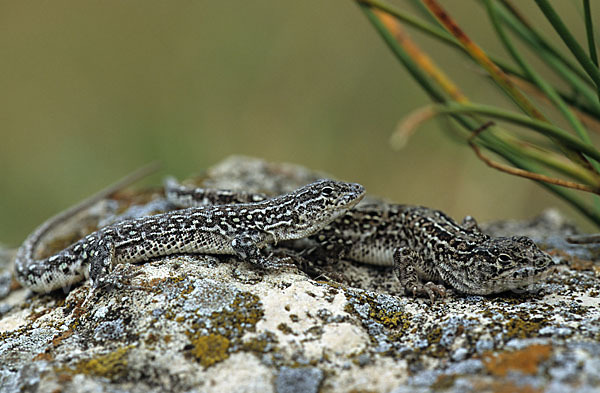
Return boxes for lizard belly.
[348,243,394,266]
[114,231,235,263]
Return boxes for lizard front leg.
[89,236,117,289]
[305,225,351,263]
[231,234,291,269]
[393,247,446,302]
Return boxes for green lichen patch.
[504,317,546,340]
[241,332,278,354]
[479,303,555,342]
[197,291,264,336]
[344,290,411,331]
[0,327,27,343]
[368,304,410,330]
[424,326,447,358]
[277,323,294,335]
[185,291,264,368]
[58,345,134,381]
[190,334,230,368]
[426,326,442,344]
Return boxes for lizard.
[14,172,365,294]
[164,177,554,301]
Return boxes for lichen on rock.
[1,156,599,393]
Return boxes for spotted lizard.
[165,177,554,301]
[15,172,365,293]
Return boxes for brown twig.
[422,0,595,173]
[468,123,600,194]
[500,0,533,29]
[565,234,600,244]
[507,74,600,134]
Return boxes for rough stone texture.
[1,156,599,393]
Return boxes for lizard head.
[284,179,365,238]
[456,235,554,295]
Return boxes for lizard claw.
[251,256,296,270]
[425,282,447,303]
[411,282,447,303]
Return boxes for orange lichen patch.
[547,249,600,271]
[40,222,98,258]
[51,329,74,347]
[483,344,552,377]
[569,257,596,272]
[546,249,571,260]
[57,372,73,384]
[33,353,54,362]
[27,306,54,322]
[112,187,162,212]
[473,379,543,393]
[10,276,22,291]
[431,374,458,390]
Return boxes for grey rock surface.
[1,156,599,393]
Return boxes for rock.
[275,366,323,393]
[1,156,599,393]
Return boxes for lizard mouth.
[341,183,365,208]
[480,265,554,295]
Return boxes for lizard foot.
[410,282,447,303]
[394,247,447,303]
[257,256,296,270]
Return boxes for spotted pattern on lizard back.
[15,179,365,293]
[165,179,554,300]
[316,203,553,298]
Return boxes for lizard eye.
[498,254,511,263]
[321,186,334,196]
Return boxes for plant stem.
[535,0,600,99]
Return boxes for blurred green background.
[1,1,596,246]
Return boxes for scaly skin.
[15,178,364,293]
[166,179,554,301]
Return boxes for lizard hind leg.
[393,247,446,303]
